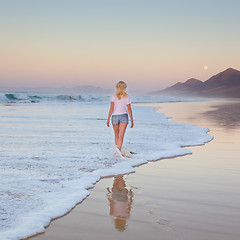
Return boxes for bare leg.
[117,123,127,150]
[112,124,119,146]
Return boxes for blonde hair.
[116,81,128,100]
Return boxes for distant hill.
[156,78,204,96]
[155,68,240,98]
[70,85,111,94]
[0,85,111,94]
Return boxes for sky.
[0,0,240,92]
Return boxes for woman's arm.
[107,102,114,127]
[127,104,134,128]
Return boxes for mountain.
[156,78,203,96]
[156,68,240,98]
[0,85,111,94]
[70,85,111,94]
[200,68,240,97]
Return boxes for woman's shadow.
[106,175,133,232]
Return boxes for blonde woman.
[107,81,134,158]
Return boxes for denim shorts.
[112,114,129,125]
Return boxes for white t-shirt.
[110,95,131,115]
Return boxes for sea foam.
[0,97,212,240]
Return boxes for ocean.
[0,92,212,240]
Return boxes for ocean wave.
[0,92,110,104]
[0,91,194,105]
[0,93,43,103]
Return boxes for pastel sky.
[0,0,240,91]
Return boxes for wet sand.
[29,100,240,240]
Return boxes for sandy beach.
[29,99,240,240]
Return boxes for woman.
[107,81,134,158]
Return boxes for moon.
[204,65,208,70]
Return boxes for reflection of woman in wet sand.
[106,176,133,232]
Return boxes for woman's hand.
[127,104,134,128]
[107,102,114,127]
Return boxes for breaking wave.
[0,91,193,105]
[0,92,110,104]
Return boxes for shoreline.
[29,99,240,240]
[1,98,211,240]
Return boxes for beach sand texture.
[30,100,240,240]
